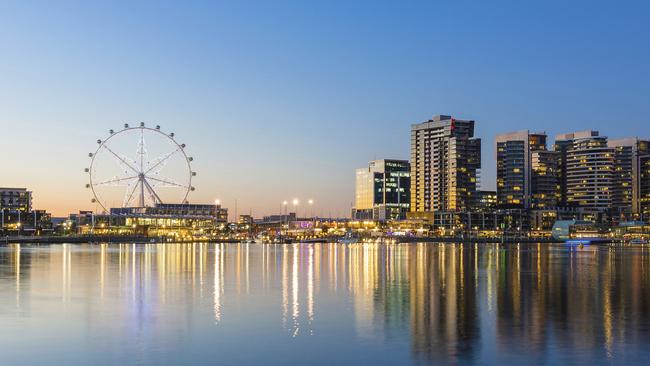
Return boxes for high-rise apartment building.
[531,149,559,208]
[608,138,650,219]
[553,138,572,207]
[410,115,481,212]
[640,153,650,218]
[495,131,554,209]
[353,159,410,221]
[555,131,613,213]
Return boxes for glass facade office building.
[354,159,410,221]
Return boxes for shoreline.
[0,234,615,245]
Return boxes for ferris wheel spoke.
[146,176,189,188]
[102,144,140,174]
[148,157,171,178]
[144,147,181,175]
[123,181,140,207]
[138,128,148,172]
[143,178,163,204]
[94,175,139,186]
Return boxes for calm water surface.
[1,242,650,365]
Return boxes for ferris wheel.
[85,123,196,213]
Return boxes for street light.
[215,199,220,206]
[282,201,288,227]
[292,199,299,217]
[308,199,314,218]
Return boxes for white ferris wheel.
[85,123,196,213]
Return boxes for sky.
[1,0,649,218]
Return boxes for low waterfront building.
[613,221,650,240]
[432,211,500,232]
[1,187,32,232]
[473,190,497,211]
[529,207,583,231]
[0,187,32,212]
[238,214,254,225]
[68,203,228,239]
[551,220,600,241]
[1,187,52,234]
[111,203,228,222]
[409,209,529,233]
[260,213,296,224]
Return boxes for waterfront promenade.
[2,235,239,244]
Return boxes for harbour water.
[1,242,650,365]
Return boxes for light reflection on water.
[1,242,650,365]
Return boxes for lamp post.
[282,201,288,235]
[307,199,314,233]
[282,200,288,220]
[292,199,299,218]
[214,198,221,229]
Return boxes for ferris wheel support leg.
[123,181,140,207]
[140,178,146,207]
[143,178,163,205]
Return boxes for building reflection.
[213,243,223,323]
[408,243,479,363]
[1,242,650,362]
[279,243,318,337]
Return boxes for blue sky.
[1,0,649,217]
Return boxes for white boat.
[338,232,358,244]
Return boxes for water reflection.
[214,243,223,323]
[1,242,650,365]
